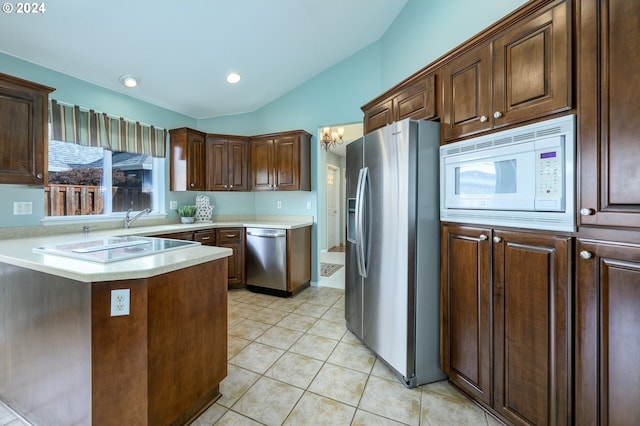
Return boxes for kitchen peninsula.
[0,230,232,426]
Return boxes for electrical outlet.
[169,201,178,210]
[277,201,282,209]
[13,202,33,215]
[306,201,312,210]
[110,289,130,316]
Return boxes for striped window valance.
[49,99,166,157]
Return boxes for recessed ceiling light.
[119,75,139,88]
[226,73,241,84]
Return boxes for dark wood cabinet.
[169,128,206,191]
[575,239,640,426]
[440,225,492,406]
[441,225,571,425]
[286,226,312,294]
[441,0,571,141]
[205,135,249,191]
[216,228,244,288]
[0,72,54,185]
[250,130,311,191]
[194,229,216,245]
[578,0,640,229]
[362,73,437,134]
[492,230,571,426]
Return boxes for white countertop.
[0,216,313,283]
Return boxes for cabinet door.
[576,239,640,426]
[186,132,205,191]
[579,0,640,228]
[440,225,492,405]
[363,98,394,134]
[217,242,244,287]
[227,140,249,191]
[441,43,492,141]
[395,74,437,122]
[250,138,274,191]
[492,0,571,129]
[493,230,571,426]
[273,135,299,191]
[205,136,228,191]
[0,75,51,185]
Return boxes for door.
[273,135,299,190]
[441,225,492,405]
[205,136,228,191]
[187,131,206,190]
[576,239,640,426]
[228,139,249,191]
[327,165,339,250]
[250,138,274,191]
[362,122,412,378]
[579,0,640,228]
[493,230,571,426]
[345,138,363,338]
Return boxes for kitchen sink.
[34,236,200,263]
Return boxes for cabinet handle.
[580,250,593,260]
[493,111,503,118]
[36,173,43,179]
[230,185,233,188]
[479,234,488,240]
[224,184,228,188]
[201,236,210,240]
[493,236,502,243]
[480,116,488,123]
[190,183,195,188]
[580,208,595,216]
[226,234,237,238]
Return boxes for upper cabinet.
[442,0,571,141]
[362,73,437,134]
[169,128,206,191]
[0,73,54,185]
[250,130,311,191]
[205,134,249,191]
[578,0,640,229]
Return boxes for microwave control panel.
[534,137,564,211]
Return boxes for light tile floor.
[0,285,503,426]
[319,250,345,290]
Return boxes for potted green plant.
[177,205,197,224]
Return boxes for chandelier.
[320,127,344,150]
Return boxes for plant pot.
[180,216,195,224]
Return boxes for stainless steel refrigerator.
[345,118,445,388]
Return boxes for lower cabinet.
[216,228,245,288]
[441,225,571,425]
[575,239,640,425]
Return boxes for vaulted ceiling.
[0,0,407,118]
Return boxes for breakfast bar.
[0,233,232,426]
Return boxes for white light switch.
[13,202,33,215]
[111,289,130,316]
[169,201,178,210]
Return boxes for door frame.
[326,164,340,250]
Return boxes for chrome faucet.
[124,208,151,228]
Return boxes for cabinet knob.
[36,173,43,179]
[493,111,503,118]
[479,234,488,240]
[480,116,488,123]
[230,185,233,188]
[493,236,502,243]
[190,183,195,188]
[580,250,593,260]
[224,184,228,188]
[580,208,595,216]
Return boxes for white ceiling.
[0,0,407,119]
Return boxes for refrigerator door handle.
[355,167,369,278]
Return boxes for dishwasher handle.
[246,228,286,238]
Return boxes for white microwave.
[440,115,576,232]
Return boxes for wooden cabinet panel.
[286,227,311,294]
[579,0,640,228]
[205,135,249,191]
[362,74,437,134]
[441,0,571,142]
[194,230,216,246]
[216,228,244,287]
[492,0,570,128]
[250,130,310,191]
[0,73,53,185]
[170,128,206,191]
[576,239,640,426]
[441,225,492,405]
[493,230,571,426]
[442,44,492,140]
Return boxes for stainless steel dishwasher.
[245,227,287,292]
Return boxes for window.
[45,139,164,217]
